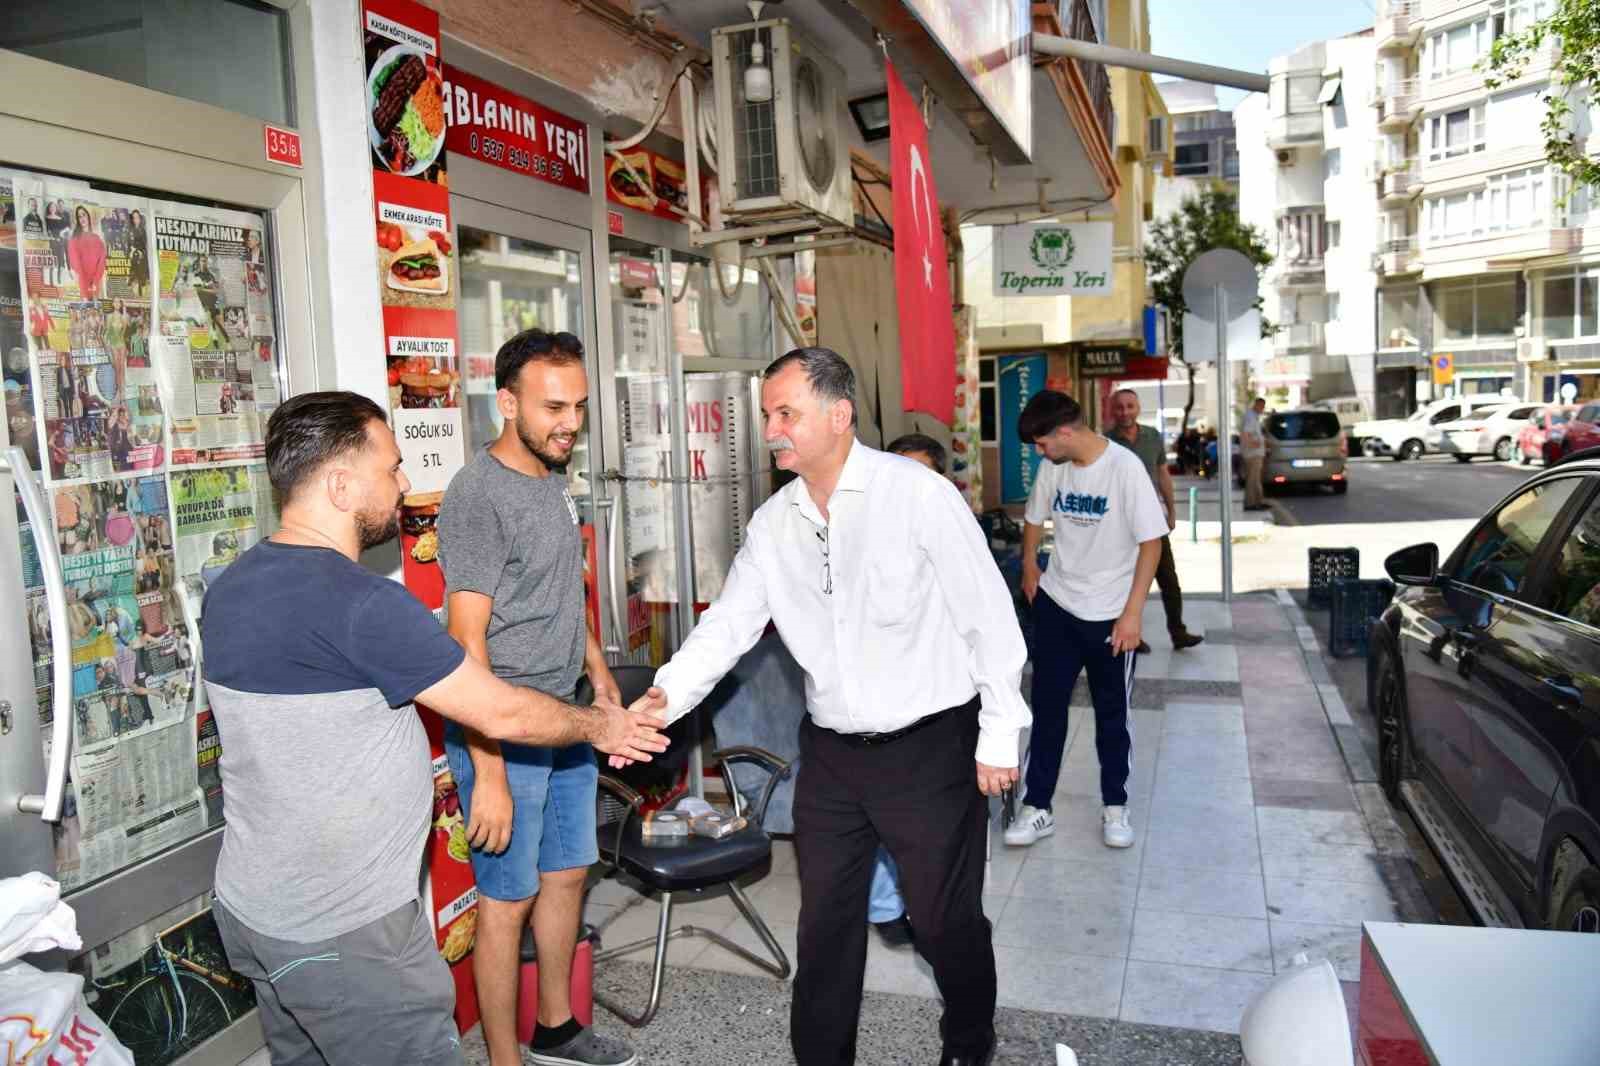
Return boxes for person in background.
[437,330,636,1066]
[632,349,1029,1066]
[1241,396,1268,512]
[45,200,69,287]
[1003,391,1165,852]
[200,390,666,1066]
[1105,389,1203,653]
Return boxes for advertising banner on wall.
[444,64,590,194]
[901,0,1032,160]
[993,221,1113,298]
[361,0,476,1029]
[998,352,1047,504]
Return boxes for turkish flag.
[887,61,956,426]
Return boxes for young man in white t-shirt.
[1003,391,1166,850]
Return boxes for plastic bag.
[0,960,134,1064]
[0,872,82,964]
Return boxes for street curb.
[1271,588,1435,923]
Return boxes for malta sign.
[1077,347,1131,378]
[993,221,1113,297]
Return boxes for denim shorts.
[443,726,599,901]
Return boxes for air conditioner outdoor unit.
[1147,115,1170,163]
[711,18,853,227]
[1276,149,1295,166]
[1517,337,1547,363]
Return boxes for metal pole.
[1215,285,1234,604]
[1189,485,1198,544]
[1031,33,1270,93]
[664,250,704,799]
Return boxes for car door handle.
[1540,675,1583,705]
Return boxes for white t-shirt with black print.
[1025,442,1169,621]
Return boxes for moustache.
[770,436,796,451]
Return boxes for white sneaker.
[1102,805,1135,848]
[1003,805,1055,846]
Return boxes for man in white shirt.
[1241,396,1268,511]
[1002,391,1166,851]
[630,348,1029,1066]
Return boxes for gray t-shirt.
[438,447,586,698]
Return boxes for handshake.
[591,684,673,771]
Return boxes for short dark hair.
[764,347,858,428]
[1017,390,1084,444]
[495,329,584,391]
[887,433,947,475]
[265,390,388,502]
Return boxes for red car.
[1540,403,1600,464]
[1518,404,1578,464]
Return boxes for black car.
[1370,454,1600,932]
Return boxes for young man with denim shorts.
[438,330,634,1066]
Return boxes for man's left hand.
[976,761,1018,797]
[1110,613,1143,655]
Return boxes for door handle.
[595,491,626,656]
[1540,675,1582,705]
[1,447,73,822]
[1452,629,1480,679]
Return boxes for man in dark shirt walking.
[1105,389,1203,652]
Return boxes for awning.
[1317,78,1342,105]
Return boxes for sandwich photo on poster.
[375,200,456,310]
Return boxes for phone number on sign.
[467,133,566,181]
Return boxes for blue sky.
[1148,0,1378,109]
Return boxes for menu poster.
[366,0,454,313]
[361,0,477,1020]
[150,200,278,466]
[603,144,710,223]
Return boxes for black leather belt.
[828,696,979,746]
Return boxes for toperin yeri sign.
[992,220,1113,297]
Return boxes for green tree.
[1143,184,1274,434]
[1487,0,1600,193]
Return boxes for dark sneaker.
[872,914,915,948]
[529,1028,638,1066]
[1171,631,1206,650]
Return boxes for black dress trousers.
[790,698,995,1065]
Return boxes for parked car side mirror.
[1385,542,1440,587]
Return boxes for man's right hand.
[592,696,669,768]
[1021,565,1040,604]
[465,774,513,855]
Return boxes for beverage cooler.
[0,145,315,1063]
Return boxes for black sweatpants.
[1023,590,1136,810]
[1154,535,1186,639]
[791,699,994,1065]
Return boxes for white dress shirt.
[654,440,1032,768]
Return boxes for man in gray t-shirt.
[1105,388,1203,652]
[438,330,634,1066]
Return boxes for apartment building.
[1235,33,1381,411]
[1153,81,1239,216]
[1374,0,1600,411]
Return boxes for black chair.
[587,667,792,1026]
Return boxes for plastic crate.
[1308,547,1361,609]
[1328,578,1395,659]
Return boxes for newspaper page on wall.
[14,174,164,483]
[150,199,279,466]
[40,474,200,890]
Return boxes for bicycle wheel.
[105,975,176,1062]
[169,971,236,1058]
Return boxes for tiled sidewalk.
[578,593,1403,1039]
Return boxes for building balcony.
[1374,1,1421,52]
[1377,162,1421,205]
[1372,78,1421,131]
[1372,235,1421,276]
[1275,259,1326,289]
[1267,110,1323,149]
[1061,0,1115,153]
[1275,322,1325,354]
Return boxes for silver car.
[1255,409,1348,494]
